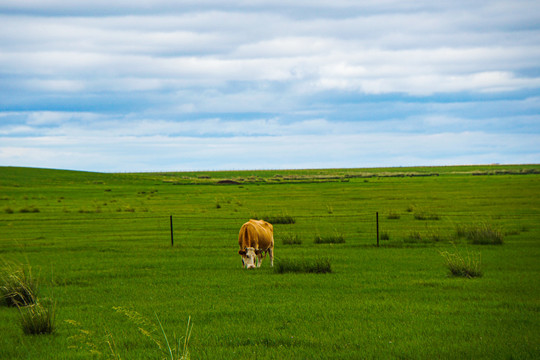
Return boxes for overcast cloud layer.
[1,1,539,172]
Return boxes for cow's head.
[239,247,261,269]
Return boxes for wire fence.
[2,211,538,250]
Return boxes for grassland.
[1,165,539,359]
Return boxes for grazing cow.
[238,219,274,269]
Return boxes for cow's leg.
[269,248,274,267]
[256,254,262,268]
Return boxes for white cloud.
[2,3,540,97]
[4,48,538,96]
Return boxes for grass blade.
[155,313,173,360]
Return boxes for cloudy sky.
[1,1,539,172]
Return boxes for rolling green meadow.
[1,165,539,359]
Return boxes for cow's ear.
[239,250,246,256]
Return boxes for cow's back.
[239,219,273,250]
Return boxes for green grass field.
[1,165,539,359]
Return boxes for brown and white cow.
[238,219,274,269]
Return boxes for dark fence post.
[170,215,174,247]
[376,212,379,247]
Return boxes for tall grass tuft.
[414,212,440,220]
[156,315,192,360]
[1,260,55,335]
[314,232,345,244]
[1,260,38,307]
[281,233,302,245]
[19,206,40,213]
[440,249,482,278]
[112,306,193,359]
[259,213,296,224]
[18,299,56,335]
[274,257,332,274]
[404,231,424,243]
[456,223,504,245]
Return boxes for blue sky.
[1,1,539,172]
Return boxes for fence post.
[376,212,379,247]
[170,215,174,247]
